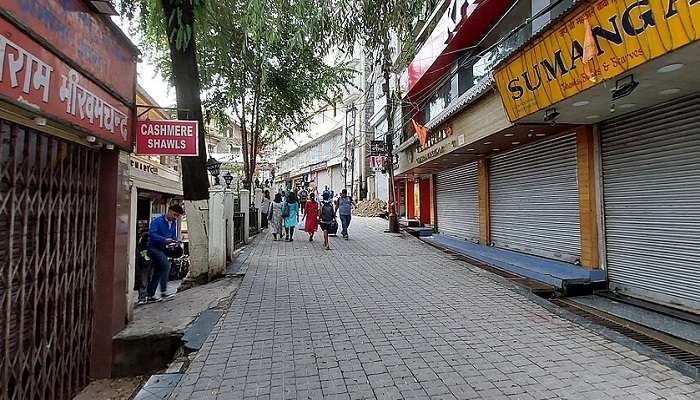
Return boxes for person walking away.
[283,191,300,241]
[336,189,354,239]
[134,232,153,305]
[147,204,184,301]
[269,193,284,241]
[260,190,271,229]
[319,192,336,250]
[302,192,319,241]
[299,187,308,215]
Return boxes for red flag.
[583,19,597,82]
[411,119,428,147]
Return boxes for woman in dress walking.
[302,192,319,242]
[283,191,300,241]
[268,193,284,241]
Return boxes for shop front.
[488,133,581,263]
[396,89,514,232]
[494,0,700,310]
[0,0,138,395]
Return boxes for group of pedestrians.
[264,187,354,250]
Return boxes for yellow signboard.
[494,0,700,121]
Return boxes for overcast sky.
[114,16,176,107]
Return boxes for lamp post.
[206,157,222,186]
[223,171,234,188]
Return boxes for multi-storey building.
[275,127,345,194]
[393,0,700,313]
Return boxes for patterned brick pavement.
[170,217,700,400]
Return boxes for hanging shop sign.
[0,17,131,147]
[416,125,453,153]
[309,161,328,172]
[2,0,137,102]
[370,155,387,172]
[370,140,386,156]
[135,120,199,156]
[494,0,700,121]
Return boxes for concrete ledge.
[422,233,606,290]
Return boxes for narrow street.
[170,218,700,400]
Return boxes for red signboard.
[2,0,137,102]
[404,0,511,100]
[0,17,132,148]
[135,120,199,156]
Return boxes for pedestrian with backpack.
[283,191,300,241]
[319,191,336,250]
[336,189,354,239]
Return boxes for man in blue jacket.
[147,204,184,301]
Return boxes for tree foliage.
[119,0,354,189]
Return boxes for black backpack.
[320,201,335,222]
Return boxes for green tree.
[120,0,210,200]
[330,0,429,232]
[201,0,353,189]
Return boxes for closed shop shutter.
[330,165,344,193]
[490,133,581,263]
[436,162,479,241]
[601,94,700,311]
[316,170,330,192]
[376,171,389,202]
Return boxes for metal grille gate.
[0,119,99,400]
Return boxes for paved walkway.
[170,218,700,400]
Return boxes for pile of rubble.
[353,198,388,217]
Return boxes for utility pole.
[349,105,357,197]
[383,39,399,233]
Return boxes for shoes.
[344,235,349,240]
[160,292,175,300]
[308,237,313,242]
[324,245,330,250]
[146,297,161,303]
[136,299,147,306]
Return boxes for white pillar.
[208,189,226,278]
[254,188,262,231]
[126,184,138,321]
[224,190,235,262]
[240,189,250,244]
[184,199,209,283]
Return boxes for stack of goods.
[353,198,388,217]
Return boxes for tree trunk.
[239,100,251,190]
[160,0,211,284]
[161,0,210,200]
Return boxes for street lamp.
[223,171,234,188]
[206,157,222,186]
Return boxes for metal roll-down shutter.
[601,94,700,311]
[489,133,581,263]
[436,162,479,241]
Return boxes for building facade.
[394,0,700,314]
[275,127,345,195]
[0,0,139,397]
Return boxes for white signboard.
[370,155,386,172]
